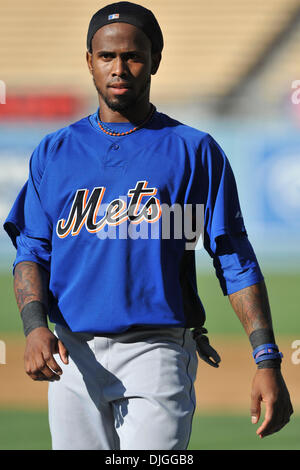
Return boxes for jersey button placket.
[105,142,124,167]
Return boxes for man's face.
[87,22,160,112]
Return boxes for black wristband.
[249,328,281,369]
[20,301,48,337]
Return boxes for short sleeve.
[3,139,52,269]
[213,233,264,295]
[13,232,51,273]
[197,135,247,257]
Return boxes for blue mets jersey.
[4,108,263,333]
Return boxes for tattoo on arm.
[13,261,49,312]
[228,280,273,336]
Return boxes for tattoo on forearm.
[228,281,273,335]
[14,262,49,312]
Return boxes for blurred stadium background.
[0,0,299,450]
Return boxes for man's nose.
[112,56,127,77]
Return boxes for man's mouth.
[109,83,132,95]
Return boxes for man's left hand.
[250,368,293,438]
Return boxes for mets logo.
[56,180,161,238]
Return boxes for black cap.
[87,1,164,54]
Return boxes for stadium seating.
[0,0,299,107]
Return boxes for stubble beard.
[93,77,151,113]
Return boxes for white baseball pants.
[48,324,198,450]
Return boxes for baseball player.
[4,2,292,450]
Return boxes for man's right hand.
[24,327,69,381]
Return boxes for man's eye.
[128,53,140,61]
[100,53,113,60]
[126,52,142,62]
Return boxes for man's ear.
[86,51,93,75]
[151,52,161,75]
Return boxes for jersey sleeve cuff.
[220,269,264,296]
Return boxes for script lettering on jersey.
[56,180,161,238]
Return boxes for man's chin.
[104,94,135,113]
[106,101,131,113]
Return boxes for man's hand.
[24,327,69,382]
[250,368,293,438]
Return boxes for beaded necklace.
[97,104,156,137]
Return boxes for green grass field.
[196,270,300,337]
[0,409,299,450]
[0,270,299,450]
[189,413,300,450]
[1,270,300,336]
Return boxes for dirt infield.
[0,334,299,412]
